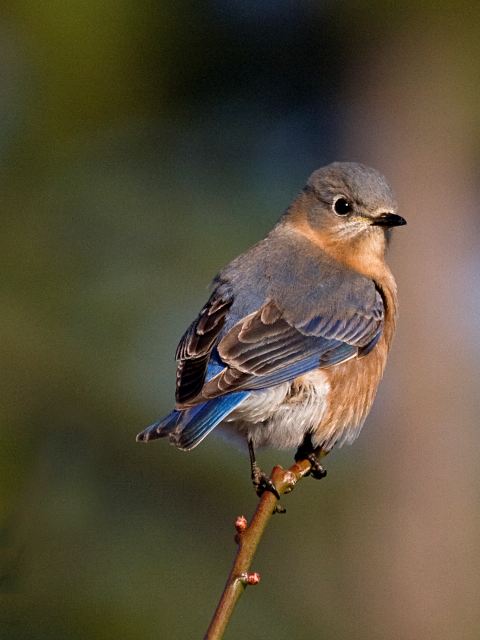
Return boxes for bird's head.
[285,162,406,271]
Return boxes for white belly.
[219,370,330,450]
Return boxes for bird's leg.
[295,433,327,480]
[248,439,280,499]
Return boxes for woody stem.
[203,459,313,640]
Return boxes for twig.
[204,458,313,640]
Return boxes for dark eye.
[333,197,352,216]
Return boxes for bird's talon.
[307,453,327,479]
[295,436,327,481]
[250,449,281,499]
[310,465,327,480]
[255,474,280,499]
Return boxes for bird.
[137,162,406,495]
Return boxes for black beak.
[371,212,407,228]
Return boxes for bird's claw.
[251,463,281,499]
[307,453,327,480]
[295,436,327,480]
[254,472,281,499]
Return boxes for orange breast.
[314,336,389,450]
[313,270,398,450]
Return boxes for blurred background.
[2,2,480,638]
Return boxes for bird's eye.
[333,197,352,216]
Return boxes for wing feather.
[201,288,383,397]
[174,228,385,405]
[175,284,234,403]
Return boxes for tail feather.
[136,391,249,449]
[136,409,182,442]
[175,391,249,451]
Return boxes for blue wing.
[174,228,384,402]
[137,361,250,450]
[200,292,383,398]
[138,227,385,448]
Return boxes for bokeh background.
[2,2,480,639]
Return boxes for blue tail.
[136,391,249,450]
[136,409,182,442]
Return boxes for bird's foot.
[251,463,280,499]
[295,436,327,480]
[306,453,327,480]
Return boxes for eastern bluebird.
[137,162,406,494]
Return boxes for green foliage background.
[2,2,480,638]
